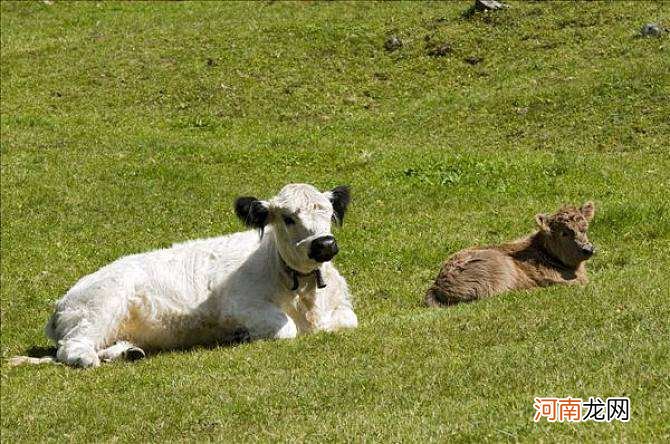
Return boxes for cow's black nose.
[309,236,339,262]
[581,243,596,256]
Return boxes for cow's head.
[535,201,596,267]
[235,183,350,273]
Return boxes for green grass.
[2,1,669,441]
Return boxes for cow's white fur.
[42,183,357,368]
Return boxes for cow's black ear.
[329,185,350,226]
[235,196,269,229]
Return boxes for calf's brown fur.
[426,202,597,307]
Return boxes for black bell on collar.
[290,268,326,291]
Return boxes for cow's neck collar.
[277,254,326,291]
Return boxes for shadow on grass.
[461,6,477,19]
[23,346,57,358]
[16,329,251,365]
[141,332,253,358]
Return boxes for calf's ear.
[328,185,351,226]
[235,196,270,229]
[580,201,595,221]
[535,213,549,232]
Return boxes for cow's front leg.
[240,305,298,340]
[320,279,358,332]
[297,302,356,333]
[328,305,358,331]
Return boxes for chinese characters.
[533,397,630,423]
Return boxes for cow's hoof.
[124,347,146,361]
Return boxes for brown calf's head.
[535,202,596,267]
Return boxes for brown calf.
[425,202,596,307]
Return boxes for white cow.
[22,183,358,368]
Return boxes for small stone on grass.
[464,56,482,65]
[475,0,509,12]
[640,23,664,37]
[428,42,452,57]
[384,36,403,52]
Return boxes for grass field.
[1,1,669,441]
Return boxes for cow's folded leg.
[240,306,298,340]
[98,341,145,362]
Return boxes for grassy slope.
[1,1,669,441]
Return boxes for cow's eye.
[283,215,295,226]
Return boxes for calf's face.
[535,202,596,267]
[235,183,350,273]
